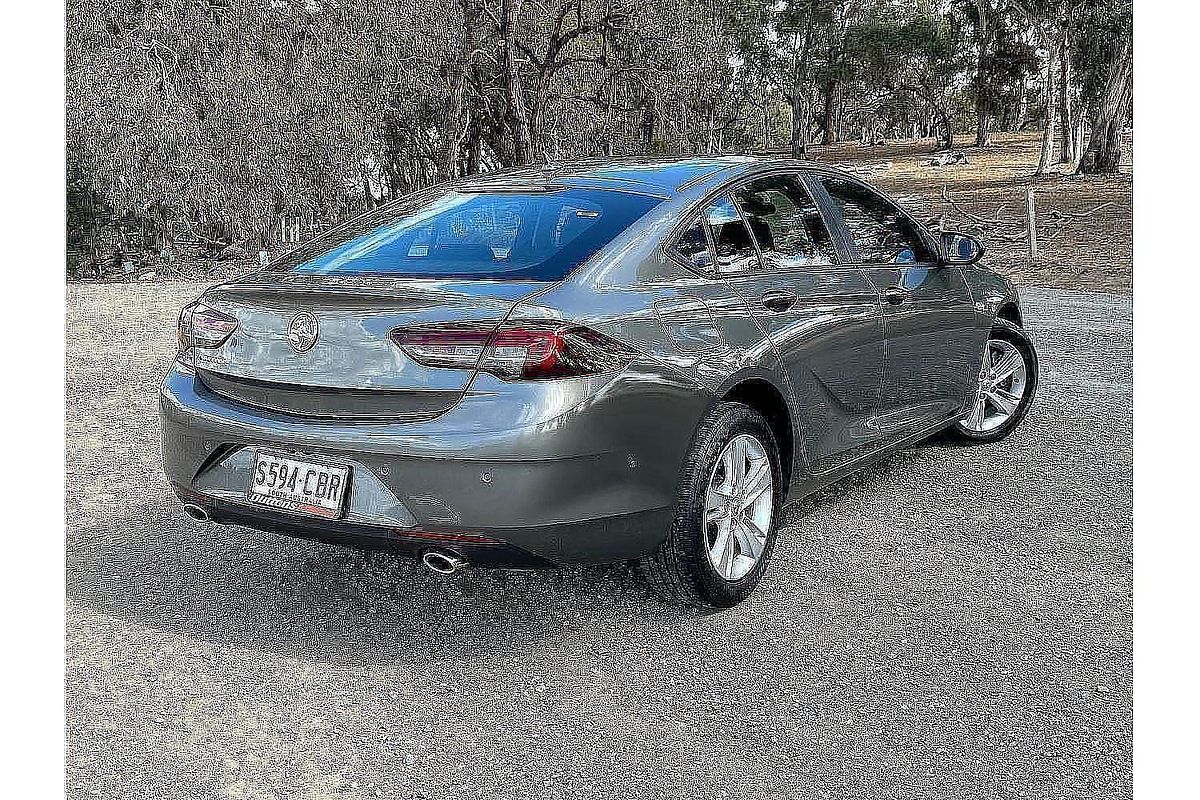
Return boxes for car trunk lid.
[192,273,549,420]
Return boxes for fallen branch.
[936,186,1118,246]
[1043,202,1119,221]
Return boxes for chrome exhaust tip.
[182,503,211,523]
[421,549,467,575]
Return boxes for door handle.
[882,286,908,305]
[759,290,799,313]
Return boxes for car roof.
[455,156,833,200]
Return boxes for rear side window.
[703,195,759,275]
[733,174,836,269]
[673,219,713,272]
[818,176,936,264]
[277,187,662,281]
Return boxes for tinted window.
[819,177,935,264]
[734,175,836,269]
[276,188,662,280]
[703,195,759,274]
[674,219,713,272]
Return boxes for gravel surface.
[65,283,1132,800]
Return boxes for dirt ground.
[65,282,1132,799]
[809,131,1133,294]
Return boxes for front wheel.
[949,319,1038,443]
[636,402,783,609]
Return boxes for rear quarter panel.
[516,236,794,504]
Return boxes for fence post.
[1025,185,1038,263]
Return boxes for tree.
[1009,0,1063,173]
[964,0,999,146]
[1075,0,1132,174]
[811,0,860,145]
[956,0,1037,148]
[66,0,452,245]
[65,0,1131,269]
[849,2,965,151]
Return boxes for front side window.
[274,187,662,281]
[733,174,837,269]
[819,176,935,265]
[703,194,759,275]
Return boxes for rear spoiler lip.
[204,276,551,306]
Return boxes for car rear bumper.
[159,363,706,566]
[168,481,674,568]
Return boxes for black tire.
[636,402,783,609]
[947,319,1038,444]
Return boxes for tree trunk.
[788,95,805,157]
[1035,32,1056,174]
[761,86,770,150]
[601,70,618,157]
[973,0,992,147]
[362,169,376,211]
[935,103,954,151]
[975,105,991,147]
[819,75,838,144]
[789,12,817,158]
[641,93,658,152]
[757,40,771,150]
[1078,38,1132,174]
[501,0,534,166]
[438,73,469,179]
[1012,73,1029,131]
[1057,24,1075,163]
[438,0,486,179]
[465,119,481,175]
[528,71,552,161]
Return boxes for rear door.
[810,174,978,433]
[700,175,887,476]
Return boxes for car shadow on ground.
[66,444,937,670]
[68,498,666,668]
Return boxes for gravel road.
[65,283,1132,800]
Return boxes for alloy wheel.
[960,338,1028,434]
[704,433,774,581]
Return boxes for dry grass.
[809,131,1133,293]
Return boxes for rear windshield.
[276,187,662,281]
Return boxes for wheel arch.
[719,377,795,490]
[996,302,1023,327]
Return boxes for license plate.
[247,450,350,519]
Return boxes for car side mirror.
[940,231,984,266]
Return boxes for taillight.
[177,301,238,365]
[391,322,634,380]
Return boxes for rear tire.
[637,402,783,609]
[948,319,1038,444]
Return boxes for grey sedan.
[161,157,1037,608]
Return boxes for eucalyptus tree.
[1010,0,1074,172]
[956,0,1037,147]
[810,0,863,145]
[847,0,966,151]
[65,0,1131,268]
[1073,0,1131,174]
[66,0,450,245]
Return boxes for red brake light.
[177,301,238,365]
[191,306,238,347]
[391,322,634,380]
